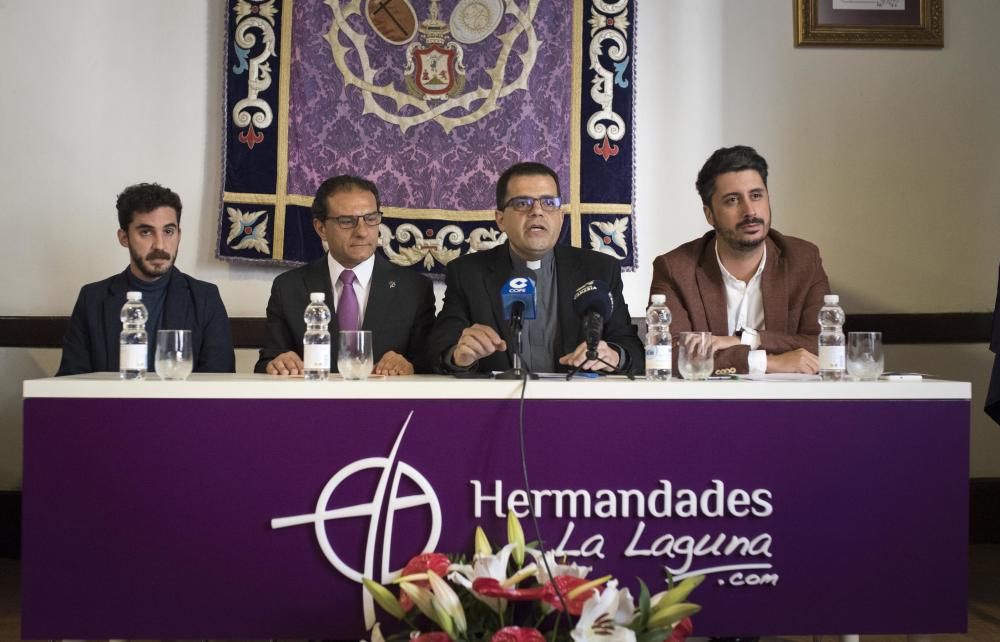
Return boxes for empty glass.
[338,330,373,380]
[155,329,193,381]
[847,331,884,381]
[678,332,715,380]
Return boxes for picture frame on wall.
[795,0,943,47]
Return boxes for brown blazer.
[649,229,831,374]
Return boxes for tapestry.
[218,0,637,275]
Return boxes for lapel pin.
[389,280,397,289]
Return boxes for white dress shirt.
[715,241,768,374]
[326,253,375,325]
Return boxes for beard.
[130,247,174,280]
[716,216,769,252]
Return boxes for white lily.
[529,549,592,583]
[427,569,468,634]
[399,581,438,623]
[570,580,637,642]
[368,622,385,642]
[449,543,537,613]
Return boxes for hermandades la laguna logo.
[471,479,777,587]
[272,411,778,630]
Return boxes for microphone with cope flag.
[501,276,537,325]
[497,276,538,380]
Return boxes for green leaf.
[637,577,651,629]
[636,628,671,642]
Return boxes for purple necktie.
[338,270,359,332]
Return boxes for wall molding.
[0,312,993,349]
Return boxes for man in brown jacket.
[650,146,831,375]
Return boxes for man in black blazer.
[255,175,435,375]
[57,183,235,375]
[428,162,643,374]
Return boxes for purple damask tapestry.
[218,0,637,275]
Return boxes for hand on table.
[374,350,414,376]
[266,351,304,376]
[558,340,619,371]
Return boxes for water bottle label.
[819,346,845,370]
[120,344,147,371]
[304,344,330,370]
[645,345,672,369]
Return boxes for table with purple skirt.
[21,373,970,639]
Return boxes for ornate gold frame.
[795,0,943,47]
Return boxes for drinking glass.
[155,329,193,381]
[847,331,884,381]
[338,330,373,380]
[678,332,714,380]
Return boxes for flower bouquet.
[363,514,703,642]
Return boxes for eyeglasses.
[502,196,563,213]
[325,211,383,229]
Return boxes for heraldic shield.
[409,43,462,98]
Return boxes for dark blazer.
[57,267,235,375]
[427,242,644,374]
[649,229,831,374]
[254,254,436,373]
[986,263,1000,425]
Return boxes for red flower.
[472,577,547,601]
[412,633,452,642]
[398,552,451,611]
[664,616,694,642]
[540,575,596,616]
[472,575,597,616]
[490,626,546,642]
[401,552,451,577]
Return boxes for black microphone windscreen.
[572,280,613,320]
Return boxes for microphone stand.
[496,307,538,380]
[565,314,635,380]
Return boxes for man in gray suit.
[255,175,435,375]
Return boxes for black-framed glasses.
[325,211,383,229]
[502,196,562,213]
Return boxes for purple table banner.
[23,396,969,638]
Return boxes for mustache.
[737,217,766,228]
[145,250,172,261]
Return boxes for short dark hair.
[311,175,381,221]
[116,183,182,230]
[695,146,769,207]
[495,162,561,210]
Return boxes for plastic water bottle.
[818,294,846,381]
[119,291,148,380]
[645,294,672,380]
[303,292,332,381]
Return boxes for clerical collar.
[509,246,553,273]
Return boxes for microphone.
[501,276,537,324]
[572,280,613,357]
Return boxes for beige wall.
[1,2,997,488]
